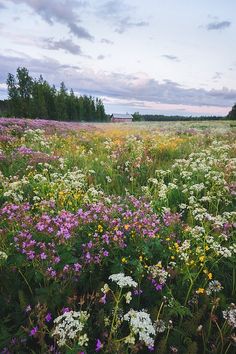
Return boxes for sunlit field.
[0,118,235,353]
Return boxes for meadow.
[0,118,235,353]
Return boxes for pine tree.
[228,103,236,120]
[6,73,20,116]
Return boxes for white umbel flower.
[124,309,156,347]
[108,273,137,288]
[222,304,236,328]
[52,310,89,347]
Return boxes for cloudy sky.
[0,0,235,116]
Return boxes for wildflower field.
[0,118,235,354]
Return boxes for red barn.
[111,113,133,123]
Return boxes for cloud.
[115,17,148,34]
[8,0,94,40]
[101,38,114,45]
[68,23,94,41]
[162,54,180,62]
[44,38,82,55]
[0,2,6,9]
[212,72,222,80]
[97,0,149,33]
[97,55,105,60]
[207,20,231,30]
[0,54,235,110]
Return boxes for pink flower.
[29,326,38,336]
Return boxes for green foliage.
[132,111,142,121]
[5,67,107,121]
[0,121,235,353]
[228,103,236,120]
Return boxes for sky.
[0,0,235,116]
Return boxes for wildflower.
[148,345,154,351]
[29,326,38,336]
[25,305,31,313]
[199,256,205,262]
[52,310,89,347]
[109,273,137,288]
[45,313,52,323]
[125,291,132,304]
[100,293,107,304]
[62,307,70,313]
[196,288,205,294]
[206,280,223,295]
[222,303,236,328]
[101,283,110,294]
[124,309,156,348]
[0,251,8,261]
[133,289,143,296]
[40,252,47,260]
[105,176,112,183]
[95,339,103,352]
[154,319,166,333]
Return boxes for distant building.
[111,113,133,123]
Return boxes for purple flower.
[103,250,109,257]
[29,326,38,336]
[45,312,52,322]
[133,289,143,296]
[62,307,70,313]
[95,339,103,352]
[100,293,107,304]
[40,252,47,260]
[155,284,163,291]
[74,263,82,272]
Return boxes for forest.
[0,67,107,122]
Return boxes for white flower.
[106,176,112,183]
[52,310,89,347]
[222,304,236,328]
[124,309,156,347]
[206,280,223,295]
[125,291,132,304]
[108,273,137,288]
[154,319,166,333]
[101,283,110,294]
[0,251,8,260]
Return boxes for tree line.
[132,111,236,121]
[1,67,107,121]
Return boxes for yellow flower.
[199,256,205,263]
[139,256,143,261]
[121,257,127,264]
[196,288,205,294]
[208,273,213,280]
[124,224,130,230]
[97,225,103,232]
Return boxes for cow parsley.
[124,309,156,348]
[108,273,137,288]
[222,303,236,328]
[52,310,89,347]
